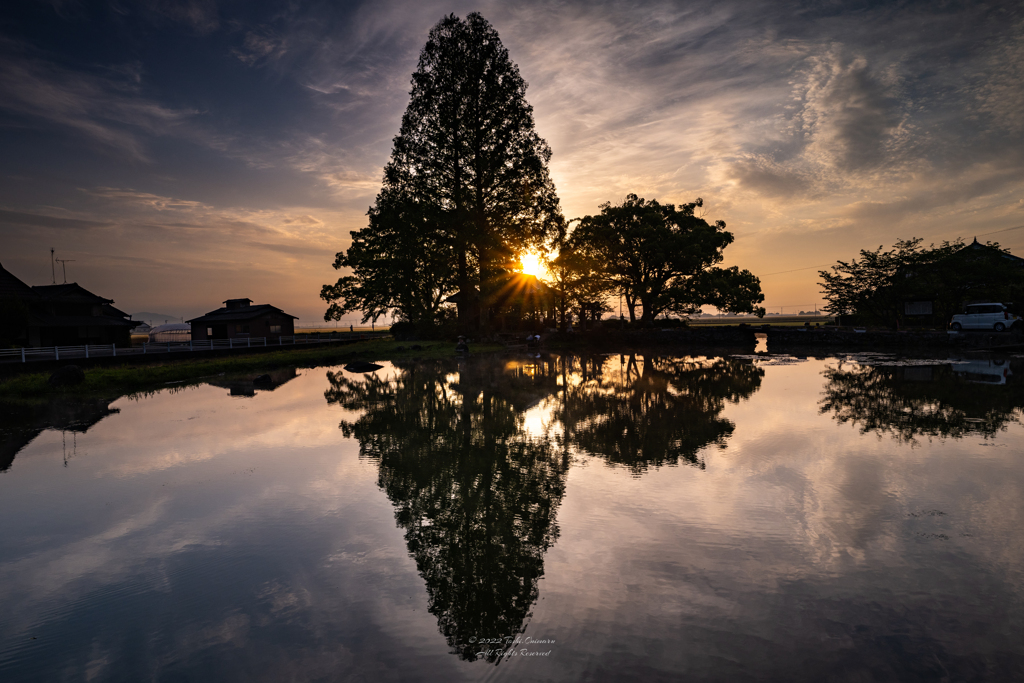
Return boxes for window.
[904,301,932,315]
[270,325,281,334]
[236,324,250,334]
[207,328,213,336]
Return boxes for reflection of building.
[0,397,120,472]
[187,298,296,341]
[0,262,139,347]
[207,367,299,397]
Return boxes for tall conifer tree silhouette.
[323,13,562,332]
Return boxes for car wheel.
[994,322,1006,332]
[950,323,962,331]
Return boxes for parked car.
[949,303,1020,331]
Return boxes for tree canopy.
[818,237,1024,328]
[570,194,764,324]
[322,12,562,332]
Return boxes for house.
[903,238,1024,322]
[187,298,297,341]
[0,262,139,347]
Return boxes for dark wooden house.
[903,239,1024,323]
[0,262,138,347]
[188,298,297,341]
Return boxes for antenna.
[55,258,76,284]
[50,248,55,283]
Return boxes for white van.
[949,303,1019,331]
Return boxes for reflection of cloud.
[2,358,1024,679]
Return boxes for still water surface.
[1,353,1022,682]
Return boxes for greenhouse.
[147,323,192,343]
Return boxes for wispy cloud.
[0,44,203,161]
[0,208,111,230]
[2,0,1024,315]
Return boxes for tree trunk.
[625,291,637,324]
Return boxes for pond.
[1,352,1023,682]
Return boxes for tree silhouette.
[551,354,764,473]
[571,194,763,324]
[325,359,567,662]
[323,13,563,332]
[323,353,764,662]
[819,361,1024,442]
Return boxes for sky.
[1,0,1023,322]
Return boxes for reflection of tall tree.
[325,359,567,663]
[554,354,764,474]
[325,354,763,661]
[820,362,1023,442]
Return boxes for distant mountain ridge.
[131,311,185,324]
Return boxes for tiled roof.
[0,263,37,300]
[962,239,1024,264]
[187,303,297,324]
[29,314,136,328]
[32,283,114,304]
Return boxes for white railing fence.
[0,331,389,363]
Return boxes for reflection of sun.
[520,251,544,277]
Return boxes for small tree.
[572,194,763,324]
[819,238,934,328]
[320,195,456,327]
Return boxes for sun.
[519,251,545,278]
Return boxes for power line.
[977,224,1024,237]
[759,225,1024,278]
[760,264,833,277]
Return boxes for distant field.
[686,315,835,327]
[295,326,389,334]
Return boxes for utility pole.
[50,248,55,283]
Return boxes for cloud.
[85,187,213,211]
[0,45,201,161]
[729,158,811,199]
[3,0,1024,314]
[972,21,1024,135]
[145,0,220,34]
[233,30,288,66]
[0,208,110,230]
[798,49,906,174]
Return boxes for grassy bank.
[0,339,503,401]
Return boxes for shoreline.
[3,328,1021,403]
